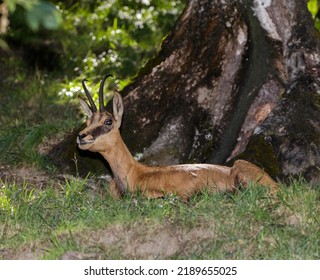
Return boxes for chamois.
[77,75,277,200]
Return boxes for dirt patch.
[1,220,216,260]
[60,251,100,260]
[96,222,182,259]
[0,243,45,260]
[0,164,52,188]
[60,221,215,260]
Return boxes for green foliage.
[54,0,186,95]
[8,1,186,96]
[4,0,62,31]
[308,0,320,31]
[25,1,62,31]
[4,0,38,12]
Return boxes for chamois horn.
[99,74,114,112]
[81,79,97,112]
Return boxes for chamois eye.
[104,118,113,126]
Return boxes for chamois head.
[77,74,124,152]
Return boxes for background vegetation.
[0,0,319,259]
[0,0,186,169]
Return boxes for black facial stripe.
[91,123,113,139]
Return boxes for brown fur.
[77,91,278,200]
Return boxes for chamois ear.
[78,96,93,118]
[113,90,124,128]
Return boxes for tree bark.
[117,0,320,184]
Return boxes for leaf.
[25,1,62,31]
[4,0,39,13]
[307,0,319,19]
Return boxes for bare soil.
[1,221,215,260]
[0,164,48,187]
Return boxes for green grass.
[0,177,319,259]
[0,63,81,170]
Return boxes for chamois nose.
[78,133,87,140]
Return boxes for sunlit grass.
[0,177,319,259]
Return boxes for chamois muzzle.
[77,133,94,145]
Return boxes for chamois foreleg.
[108,180,122,199]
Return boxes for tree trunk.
[117,0,320,184]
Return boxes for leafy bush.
[55,0,186,94]
[3,0,186,95]
[3,0,62,31]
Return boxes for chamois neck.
[99,130,143,196]
[99,130,139,177]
